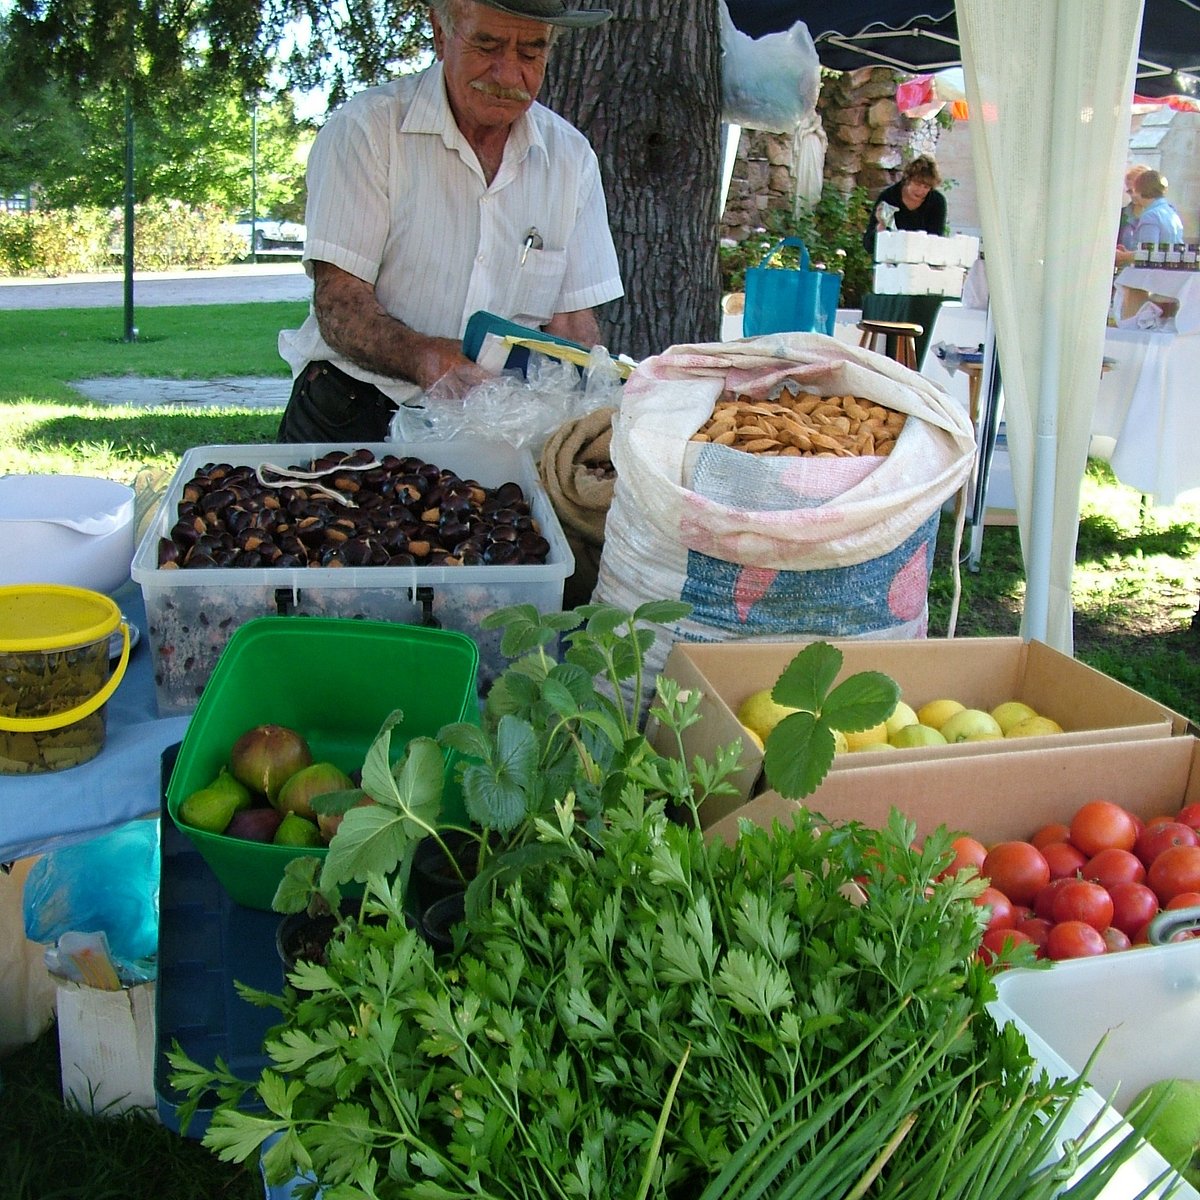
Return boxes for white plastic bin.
[988,940,1200,1199]
[132,440,573,714]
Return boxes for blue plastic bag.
[743,237,842,337]
[23,819,159,982]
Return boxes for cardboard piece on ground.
[705,733,1200,847]
[653,637,1193,829]
[56,980,157,1117]
[0,857,56,1055]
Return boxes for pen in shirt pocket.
[519,227,543,267]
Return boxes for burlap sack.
[538,407,617,608]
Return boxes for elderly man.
[278,0,623,442]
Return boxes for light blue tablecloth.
[1,582,190,862]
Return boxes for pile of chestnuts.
[157,448,551,570]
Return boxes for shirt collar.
[401,61,547,171]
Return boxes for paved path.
[71,375,290,409]
[0,262,311,310]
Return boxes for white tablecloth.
[1115,267,1200,334]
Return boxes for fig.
[179,785,240,834]
[273,813,323,847]
[225,807,284,843]
[208,766,253,812]
[316,791,377,843]
[230,724,313,802]
[275,761,356,821]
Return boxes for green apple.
[890,723,948,749]
[736,689,799,743]
[884,700,919,738]
[1129,1077,1200,1188]
[938,708,1004,743]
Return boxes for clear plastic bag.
[389,347,624,459]
[719,0,820,133]
[23,819,158,986]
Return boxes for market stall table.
[1114,266,1200,329]
[0,582,188,864]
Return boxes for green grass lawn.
[1,302,1198,1198]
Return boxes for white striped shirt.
[279,61,624,406]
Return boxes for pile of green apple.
[177,724,357,848]
[737,689,1064,754]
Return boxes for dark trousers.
[277,361,398,444]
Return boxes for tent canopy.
[726,0,1200,97]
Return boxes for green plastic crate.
[166,615,479,910]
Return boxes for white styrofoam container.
[131,441,574,715]
[874,231,981,272]
[57,981,157,1117]
[0,474,135,596]
[988,940,1200,1199]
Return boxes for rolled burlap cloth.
[537,406,618,608]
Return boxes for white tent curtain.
[956,0,1143,652]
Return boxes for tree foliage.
[3,0,725,352]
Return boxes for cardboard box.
[704,733,1200,848]
[655,637,1193,829]
[57,981,157,1117]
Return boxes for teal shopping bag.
[742,237,842,337]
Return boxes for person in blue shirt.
[1116,169,1184,268]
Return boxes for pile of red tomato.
[946,799,1200,962]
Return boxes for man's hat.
[474,0,612,28]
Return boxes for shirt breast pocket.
[507,248,568,326]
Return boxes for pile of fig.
[177,723,366,848]
[157,448,551,570]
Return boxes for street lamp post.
[250,101,259,264]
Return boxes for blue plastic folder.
[463,311,588,376]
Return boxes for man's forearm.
[312,260,469,390]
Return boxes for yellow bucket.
[0,584,130,774]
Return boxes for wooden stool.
[857,319,924,370]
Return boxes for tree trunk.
[542,0,722,361]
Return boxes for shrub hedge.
[0,200,247,277]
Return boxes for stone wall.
[721,67,940,243]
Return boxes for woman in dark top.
[863,155,948,257]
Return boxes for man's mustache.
[470,80,532,102]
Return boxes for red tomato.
[1134,821,1199,867]
[1144,814,1179,829]
[979,927,1034,964]
[1041,841,1087,880]
[1148,845,1200,903]
[1016,914,1053,951]
[937,835,988,880]
[1107,880,1160,937]
[1033,877,1073,921]
[974,886,1016,932]
[1070,800,1139,856]
[1031,822,1072,851]
[982,841,1051,906]
[1165,891,1200,909]
[1175,803,1200,834]
[1102,926,1132,953]
[1051,879,1115,931]
[1083,847,1146,889]
[1046,920,1107,960]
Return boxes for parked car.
[230,213,305,254]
